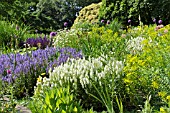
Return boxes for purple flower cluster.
[100,19,111,25]
[0,47,83,84]
[101,19,105,23]
[128,19,131,23]
[48,47,83,70]
[50,32,57,37]
[25,36,50,49]
[153,18,156,23]
[64,22,68,27]
[158,19,162,24]
[0,47,56,83]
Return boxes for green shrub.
[0,21,29,49]
[29,86,83,113]
[54,21,125,59]
[123,25,170,110]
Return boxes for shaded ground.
[0,96,32,113]
[15,105,32,113]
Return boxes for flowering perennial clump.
[34,54,123,95]
[25,36,50,49]
[126,36,146,54]
[53,29,79,47]
[0,47,56,83]
[0,47,83,84]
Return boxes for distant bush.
[72,2,102,28]
[0,21,28,48]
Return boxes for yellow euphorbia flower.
[37,76,41,82]
[61,110,66,113]
[129,56,138,63]
[152,81,159,89]
[141,39,149,45]
[160,107,166,113]
[123,78,132,84]
[73,106,78,112]
[146,56,152,62]
[138,60,145,66]
[158,91,167,98]
[126,72,134,77]
[106,29,113,34]
[113,32,118,38]
[166,95,170,101]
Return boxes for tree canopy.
[99,0,170,27]
[0,0,101,33]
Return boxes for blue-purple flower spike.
[0,47,83,83]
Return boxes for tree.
[99,0,170,27]
[31,0,101,32]
[0,0,101,33]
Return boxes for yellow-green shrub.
[72,2,102,28]
[123,24,170,109]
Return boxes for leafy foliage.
[0,0,101,33]
[54,20,123,58]
[29,86,83,113]
[99,0,170,27]
[0,21,29,49]
[34,54,124,111]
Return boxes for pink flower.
[155,25,164,31]
[101,19,105,23]
[64,22,68,27]
[128,19,131,23]
[7,70,11,74]
[158,20,163,24]
[164,29,168,33]
[107,20,110,24]
[50,32,57,37]
[153,18,156,23]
